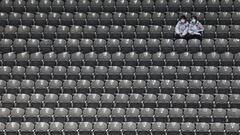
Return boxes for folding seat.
[234,52,240,66]
[163,25,175,39]
[229,94,240,108]
[152,12,165,25]
[26,0,38,12]
[64,122,78,135]
[90,0,102,12]
[96,25,109,39]
[54,108,68,122]
[231,80,240,94]
[109,25,122,39]
[111,108,125,122]
[201,94,214,108]
[66,39,79,53]
[76,80,90,94]
[31,25,43,39]
[103,0,115,12]
[0,12,7,26]
[66,66,80,80]
[62,80,76,93]
[163,66,176,79]
[166,52,179,66]
[194,0,207,12]
[93,122,108,135]
[4,25,17,39]
[204,66,218,80]
[216,25,230,38]
[155,0,167,12]
[207,52,220,66]
[112,12,125,26]
[68,108,82,122]
[73,13,86,26]
[181,123,195,135]
[136,26,149,39]
[157,94,171,107]
[86,12,99,26]
[91,80,105,93]
[221,0,233,11]
[49,122,64,135]
[232,12,240,25]
[39,0,51,12]
[125,52,138,66]
[104,80,118,94]
[44,52,57,66]
[0,0,12,13]
[82,108,97,122]
[203,80,217,94]
[80,66,94,80]
[122,122,136,135]
[17,52,30,66]
[56,26,69,39]
[106,39,119,53]
[203,25,216,38]
[174,39,188,53]
[220,52,233,66]
[119,39,133,53]
[218,12,231,25]
[108,64,121,78]
[198,108,212,122]
[166,122,180,135]
[230,25,240,38]
[86,93,100,107]
[137,122,151,135]
[77,0,90,12]
[52,0,64,12]
[227,108,240,122]
[13,39,26,53]
[0,66,11,80]
[119,80,133,93]
[196,123,209,135]
[192,52,206,66]
[80,39,93,53]
[38,39,52,53]
[48,80,62,94]
[39,108,54,122]
[3,52,16,66]
[234,0,240,11]
[154,108,169,122]
[26,39,39,53]
[35,12,47,26]
[146,80,160,94]
[207,0,220,11]
[165,12,178,25]
[61,12,74,26]
[115,94,129,108]
[35,122,49,135]
[44,94,59,108]
[219,66,232,80]
[183,108,197,122]
[161,80,174,94]
[64,0,77,13]
[58,94,72,108]
[122,25,136,38]
[140,108,154,122]
[44,25,57,39]
[94,66,108,80]
[9,12,21,26]
[7,79,20,93]
[149,25,162,38]
[53,66,66,80]
[212,108,227,122]
[93,39,107,53]
[97,108,111,122]
[122,66,134,80]
[129,93,143,107]
[135,66,149,80]
[0,80,6,94]
[181,0,194,12]
[39,66,53,80]
[10,108,25,122]
[57,52,70,66]
[225,123,239,135]
[30,93,44,108]
[101,94,114,108]
[188,39,201,53]
[188,80,202,94]
[71,52,84,66]
[2,94,16,108]
[186,93,200,108]
[12,66,25,80]
[141,0,154,12]
[0,108,10,122]
[16,94,30,108]
[20,122,35,135]
[171,93,185,108]
[0,39,13,53]
[175,80,188,93]
[97,52,110,67]
[139,12,151,25]
[217,80,231,94]
[211,123,225,135]
[17,25,30,39]
[128,0,141,12]
[25,107,39,122]
[146,39,159,54]
[108,122,122,135]
[168,0,180,11]
[6,122,20,135]
[151,122,165,135]
[177,66,190,79]
[34,79,49,94]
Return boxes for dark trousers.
[175,34,188,40]
[187,34,202,41]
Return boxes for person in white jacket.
[188,16,204,40]
[175,15,189,39]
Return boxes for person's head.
[179,15,187,24]
[190,16,198,24]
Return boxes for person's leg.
[175,34,181,39]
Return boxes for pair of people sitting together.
[175,15,204,40]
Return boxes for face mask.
[191,19,197,24]
[180,19,185,23]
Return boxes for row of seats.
[2,66,240,80]
[0,25,239,39]
[0,122,238,134]
[0,107,239,123]
[0,0,239,12]
[1,93,239,108]
[2,38,240,54]
[1,12,240,26]
[1,51,240,67]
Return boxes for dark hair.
[179,15,187,20]
[191,16,198,21]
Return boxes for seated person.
[188,16,204,40]
[175,15,189,39]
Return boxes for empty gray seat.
[194,0,207,12]
[6,122,20,135]
[35,122,49,135]
[77,0,90,12]
[68,108,82,122]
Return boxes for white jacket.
[188,21,204,35]
[175,21,189,36]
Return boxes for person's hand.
[180,33,183,37]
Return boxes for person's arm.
[182,24,189,36]
[197,22,204,32]
[188,24,194,34]
[175,22,181,34]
